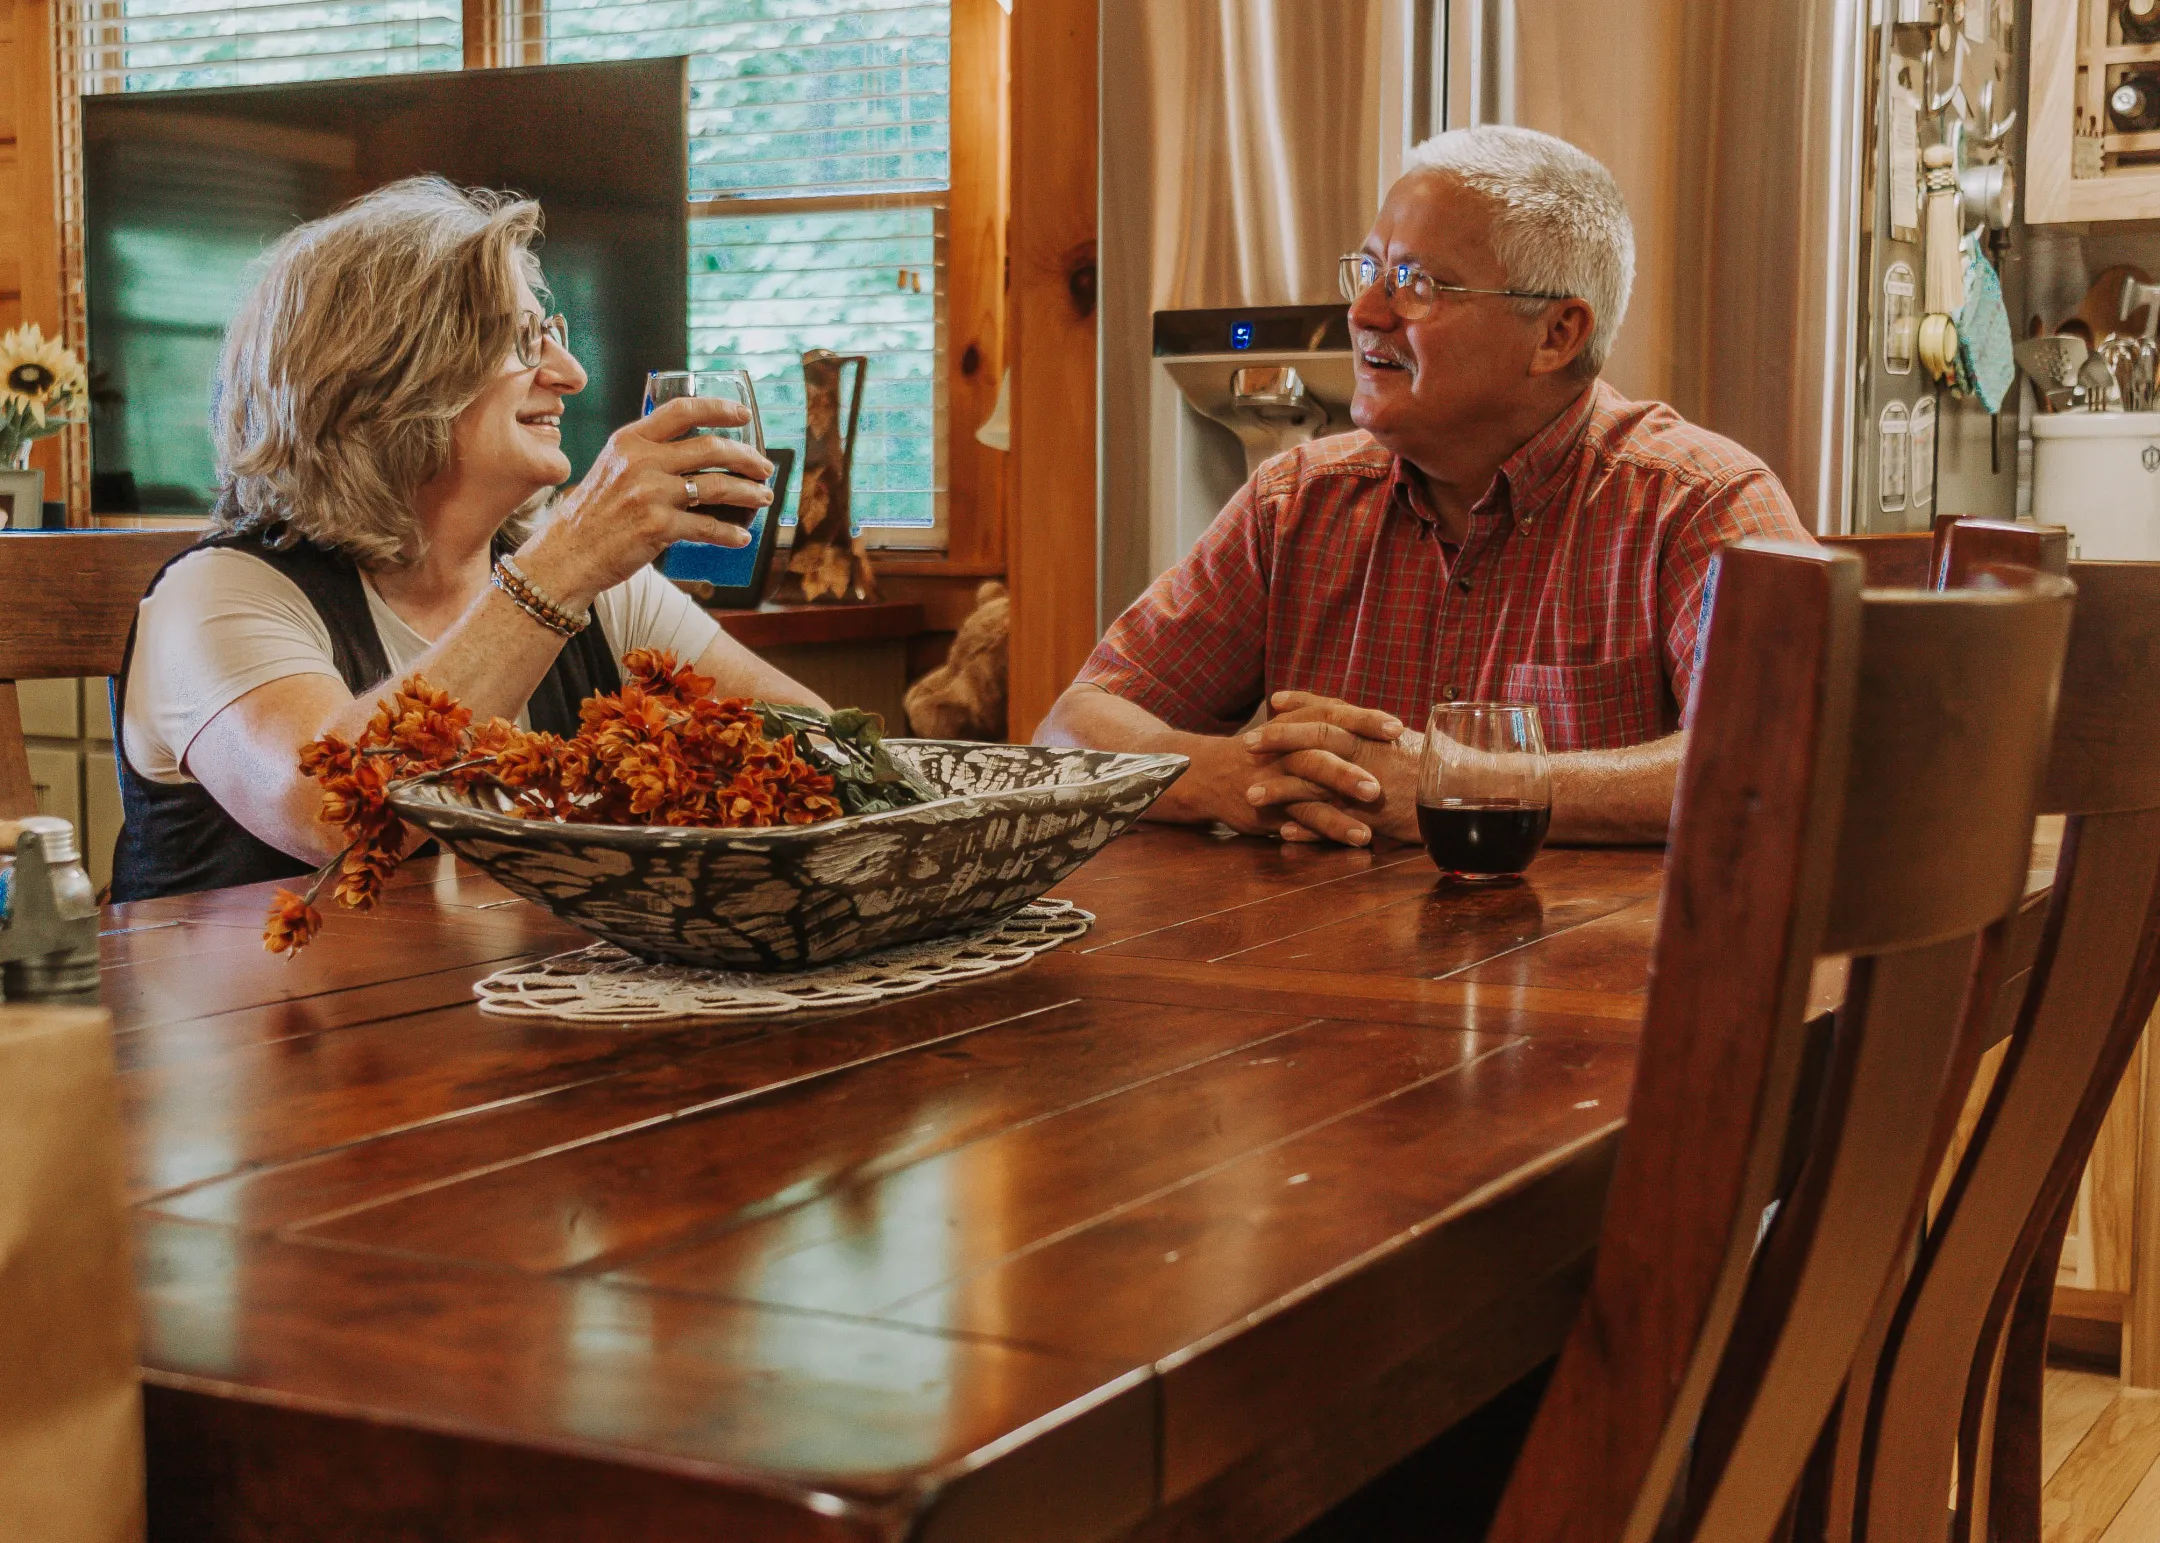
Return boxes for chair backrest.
[1818,531,1935,588]
[1818,518,2070,593]
[1831,560,2160,1543]
[0,529,198,819]
[1482,541,2073,1543]
[1934,517,2070,589]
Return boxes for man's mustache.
[1352,333,1415,370]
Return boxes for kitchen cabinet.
[2032,0,2160,221]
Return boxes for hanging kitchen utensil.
[1955,232,2016,413]
[2077,350,2122,412]
[2013,335,2089,412]
[1921,146,1965,317]
[770,348,880,605]
[2099,336,2158,413]
[2071,266,2155,347]
[1917,313,1961,387]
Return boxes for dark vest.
[109,531,621,903]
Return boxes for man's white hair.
[1402,125,1635,377]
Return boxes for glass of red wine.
[1416,703,1552,880]
[644,369,765,524]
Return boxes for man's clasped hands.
[1187,691,1424,849]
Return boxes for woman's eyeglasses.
[514,312,570,368]
[1337,253,1570,321]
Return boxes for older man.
[1039,125,1812,847]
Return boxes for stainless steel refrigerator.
[1099,0,2024,623]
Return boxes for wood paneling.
[943,0,1008,574]
[1004,0,1097,742]
[4,0,69,510]
[0,0,23,335]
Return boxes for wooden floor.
[2045,1367,2160,1541]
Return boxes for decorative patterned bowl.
[388,741,1186,971]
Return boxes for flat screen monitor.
[83,58,688,514]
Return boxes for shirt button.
[1441,685,1461,701]
[1455,577,1471,593]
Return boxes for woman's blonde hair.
[212,176,544,566]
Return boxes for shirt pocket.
[1500,655,1667,753]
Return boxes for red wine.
[1417,800,1551,878]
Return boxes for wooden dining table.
[108,827,1681,1541]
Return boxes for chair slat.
[1860,810,2160,1543]
[0,529,199,680]
[0,528,201,823]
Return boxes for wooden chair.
[1813,560,2160,1543]
[1479,541,2073,1543]
[1819,516,2070,591]
[0,529,199,819]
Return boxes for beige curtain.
[0,1003,143,1543]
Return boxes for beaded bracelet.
[491,555,587,638]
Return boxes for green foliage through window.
[98,0,952,534]
[546,0,952,533]
[105,0,459,90]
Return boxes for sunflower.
[0,326,86,427]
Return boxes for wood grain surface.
[110,830,1676,1540]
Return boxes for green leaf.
[757,701,937,816]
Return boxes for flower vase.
[0,446,41,531]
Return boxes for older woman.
[111,177,826,901]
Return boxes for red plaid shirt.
[1078,381,1811,751]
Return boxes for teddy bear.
[904,581,1009,741]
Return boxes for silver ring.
[683,477,701,507]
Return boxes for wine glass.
[644,369,766,523]
[1416,703,1553,880]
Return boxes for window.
[540,0,953,542]
[77,0,955,543]
[86,0,459,91]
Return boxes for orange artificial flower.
[265,655,853,955]
[262,890,323,955]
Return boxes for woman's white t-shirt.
[122,548,721,784]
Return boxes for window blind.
[90,0,460,93]
[82,0,953,536]
[691,206,940,531]
[544,0,952,535]
[538,0,951,199]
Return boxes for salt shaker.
[0,816,101,1003]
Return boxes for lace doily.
[473,900,1094,1024]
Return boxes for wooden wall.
[1004,0,1097,742]
[1,0,68,507]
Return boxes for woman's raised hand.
[516,396,776,611]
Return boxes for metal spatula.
[2014,334,2088,390]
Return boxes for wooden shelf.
[710,599,925,649]
[2033,0,2160,221]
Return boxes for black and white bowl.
[388,741,1186,971]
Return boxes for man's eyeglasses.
[514,312,570,368]
[1337,253,1570,321]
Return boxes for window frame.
[48,0,1005,567]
